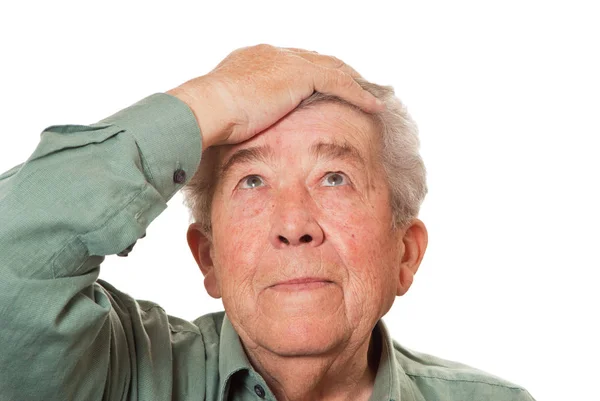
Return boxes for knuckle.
[254,43,274,52]
[296,47,318,53]
[322,69,340,87]
[335,71,355,88]
[329,56,346,69]
[315,68,359,95]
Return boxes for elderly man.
[0,45,534,400]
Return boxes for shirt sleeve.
[0,93,202,400]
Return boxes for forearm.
[0,93,201,399]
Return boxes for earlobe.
[187,223,222,299]
[396,267,414,296]
[396,219,428,296]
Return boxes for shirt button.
[253,384,266,398]
[173,168,187,184]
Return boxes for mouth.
[270,277,333,292]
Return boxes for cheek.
[211,191,271,279]
[317,189,398,288]
[317,188,385,246]
[215,187,271,233]
[233,187,272,219]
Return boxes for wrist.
[167,79,217,151]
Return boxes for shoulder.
[164,308,226,347]
[99,279,225,352]
[392,341,535,401]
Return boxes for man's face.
[198,102,408,355]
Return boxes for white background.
[1,1,598,400]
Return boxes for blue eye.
[239,175,265,189]
[321,172,348,187]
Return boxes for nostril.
[278,235,290,245]
[299,235,312,243]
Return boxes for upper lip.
[271,277,332,286]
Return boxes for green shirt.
[0,93,535,401]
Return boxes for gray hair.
[182,78,427,234]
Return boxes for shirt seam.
[132,136,156,187]
[403,373,527,390]
[50,185,147,278]
[51,236,84,279]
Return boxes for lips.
[274,277,331,286]
[269,277,333,292]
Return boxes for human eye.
[321,172,349,187]
[238,175,265,189]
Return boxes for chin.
[253,316,348,356]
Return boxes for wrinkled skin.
[188,102,428,401]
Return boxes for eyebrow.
[309,141,367,166]
[219,140,367,179]
[219,146,275,179]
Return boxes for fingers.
[295,52,363,79]
[284,47,362,79]
[312,68,384,113]
[283,47,318,53]
[273,45,384,113]
[282,47,381,112]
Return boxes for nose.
[268,189,324,249]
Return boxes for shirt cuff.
[97,92,202,200]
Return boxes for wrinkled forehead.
[217,102,380,166]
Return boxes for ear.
[396,219,428,296]
[187,223,221,298]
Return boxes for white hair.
[182,78,427,234]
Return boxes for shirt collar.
[369,319,403,401]
[218,314,404,401]
[217,314,254,400]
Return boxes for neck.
[242,327,382,401]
